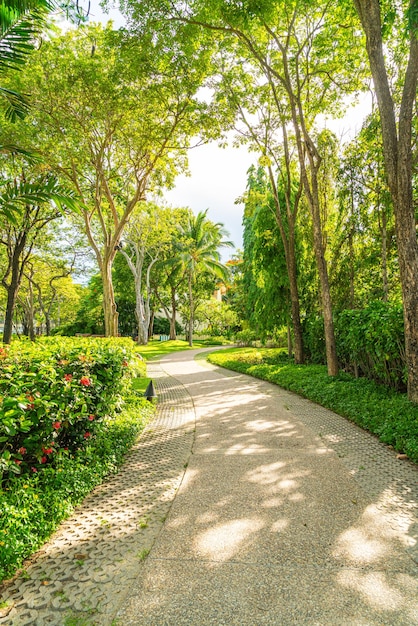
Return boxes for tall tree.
[119,203,176,345]
[175,209,232,346]
[0,171,77,342]
[352,0,418,401]
[123,0,365,375]
[10,23,212,336]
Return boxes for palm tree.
[0,0,51,123]
[176,209,233,346]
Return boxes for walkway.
[1,349,418,625]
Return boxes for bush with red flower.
[0,337,146,483]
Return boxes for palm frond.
[0,84,29,119]
[0,176,83,223]
[0,141,40,160]
[0,12,46,72]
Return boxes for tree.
[194,298,238,337]
[352,0,418,401]
[240,165,291,342]
[0,172,77,342]
[123,0,367,374]
[118,203,176,344]
[11,23,212,336]
[175,209,232,346]
[151,207,192,340]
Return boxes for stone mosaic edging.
[0,361,195,626]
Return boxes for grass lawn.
[206,347,418,465]
[135,338,228,361]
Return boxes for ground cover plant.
[0,337,154,582]
[207,347,418,464]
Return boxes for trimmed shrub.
[0,337,146,483]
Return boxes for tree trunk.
[169,287,177,340]
[281,52,338,376]
[148,310,155,339]
[102,260,118,337]
[310,187,338,376]
[287,230,304,364]
[27,280,36,341]
[268,167,304,364]
[188,273,193,347]
[135,291,149,345]
[353,0,418,400]
[287,320,292,356]
[380,206,389,303]
[3,249,24,344]
[3,282,19,344]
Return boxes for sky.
[85,1,371,257]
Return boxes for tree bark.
[353,0,418,400]
[2,235,27,344]
[102,259,118,337]
[170,287,177,340]
[279,43,338,375]
[188,272,194,347]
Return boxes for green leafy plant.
[0,337,146,483]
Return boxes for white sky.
[86,1,371,257]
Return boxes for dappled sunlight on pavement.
[116,349,418,625]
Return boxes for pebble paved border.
[0,361,195,626]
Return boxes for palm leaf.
[0,12,46,72]
[0,141,40,159]
[0,176,83,223]
[0,84,29,119]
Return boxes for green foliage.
[241,166,290,336]
[0,390,154,581]
[0,337,146,482]
[234,329,259,346]
[207,347,418,464]
[152,316,181,336]
[303,301,405,389]
[336,301,405,389]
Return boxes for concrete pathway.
[1,349,418,625]
[119,350,418,625]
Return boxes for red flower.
[18,447,27,455]
[26,394,35,409]
[41,456,47,464]
[88,414,95,421]
[52,421,61,430]
[42,447,53,455]
[14,459,22,465]
[31,467,37,473]
[80,376,91,387]
[64,374,73,382]
[83,432,91,439]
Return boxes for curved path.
[1,349,418,625]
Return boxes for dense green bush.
[234,329,259,346]
[303,302,406,389]
[335,301,405,389]
[207,347,418,464]
[0,337,146,483]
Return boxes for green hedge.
[303,301,406,389]
[0,337,146,483]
